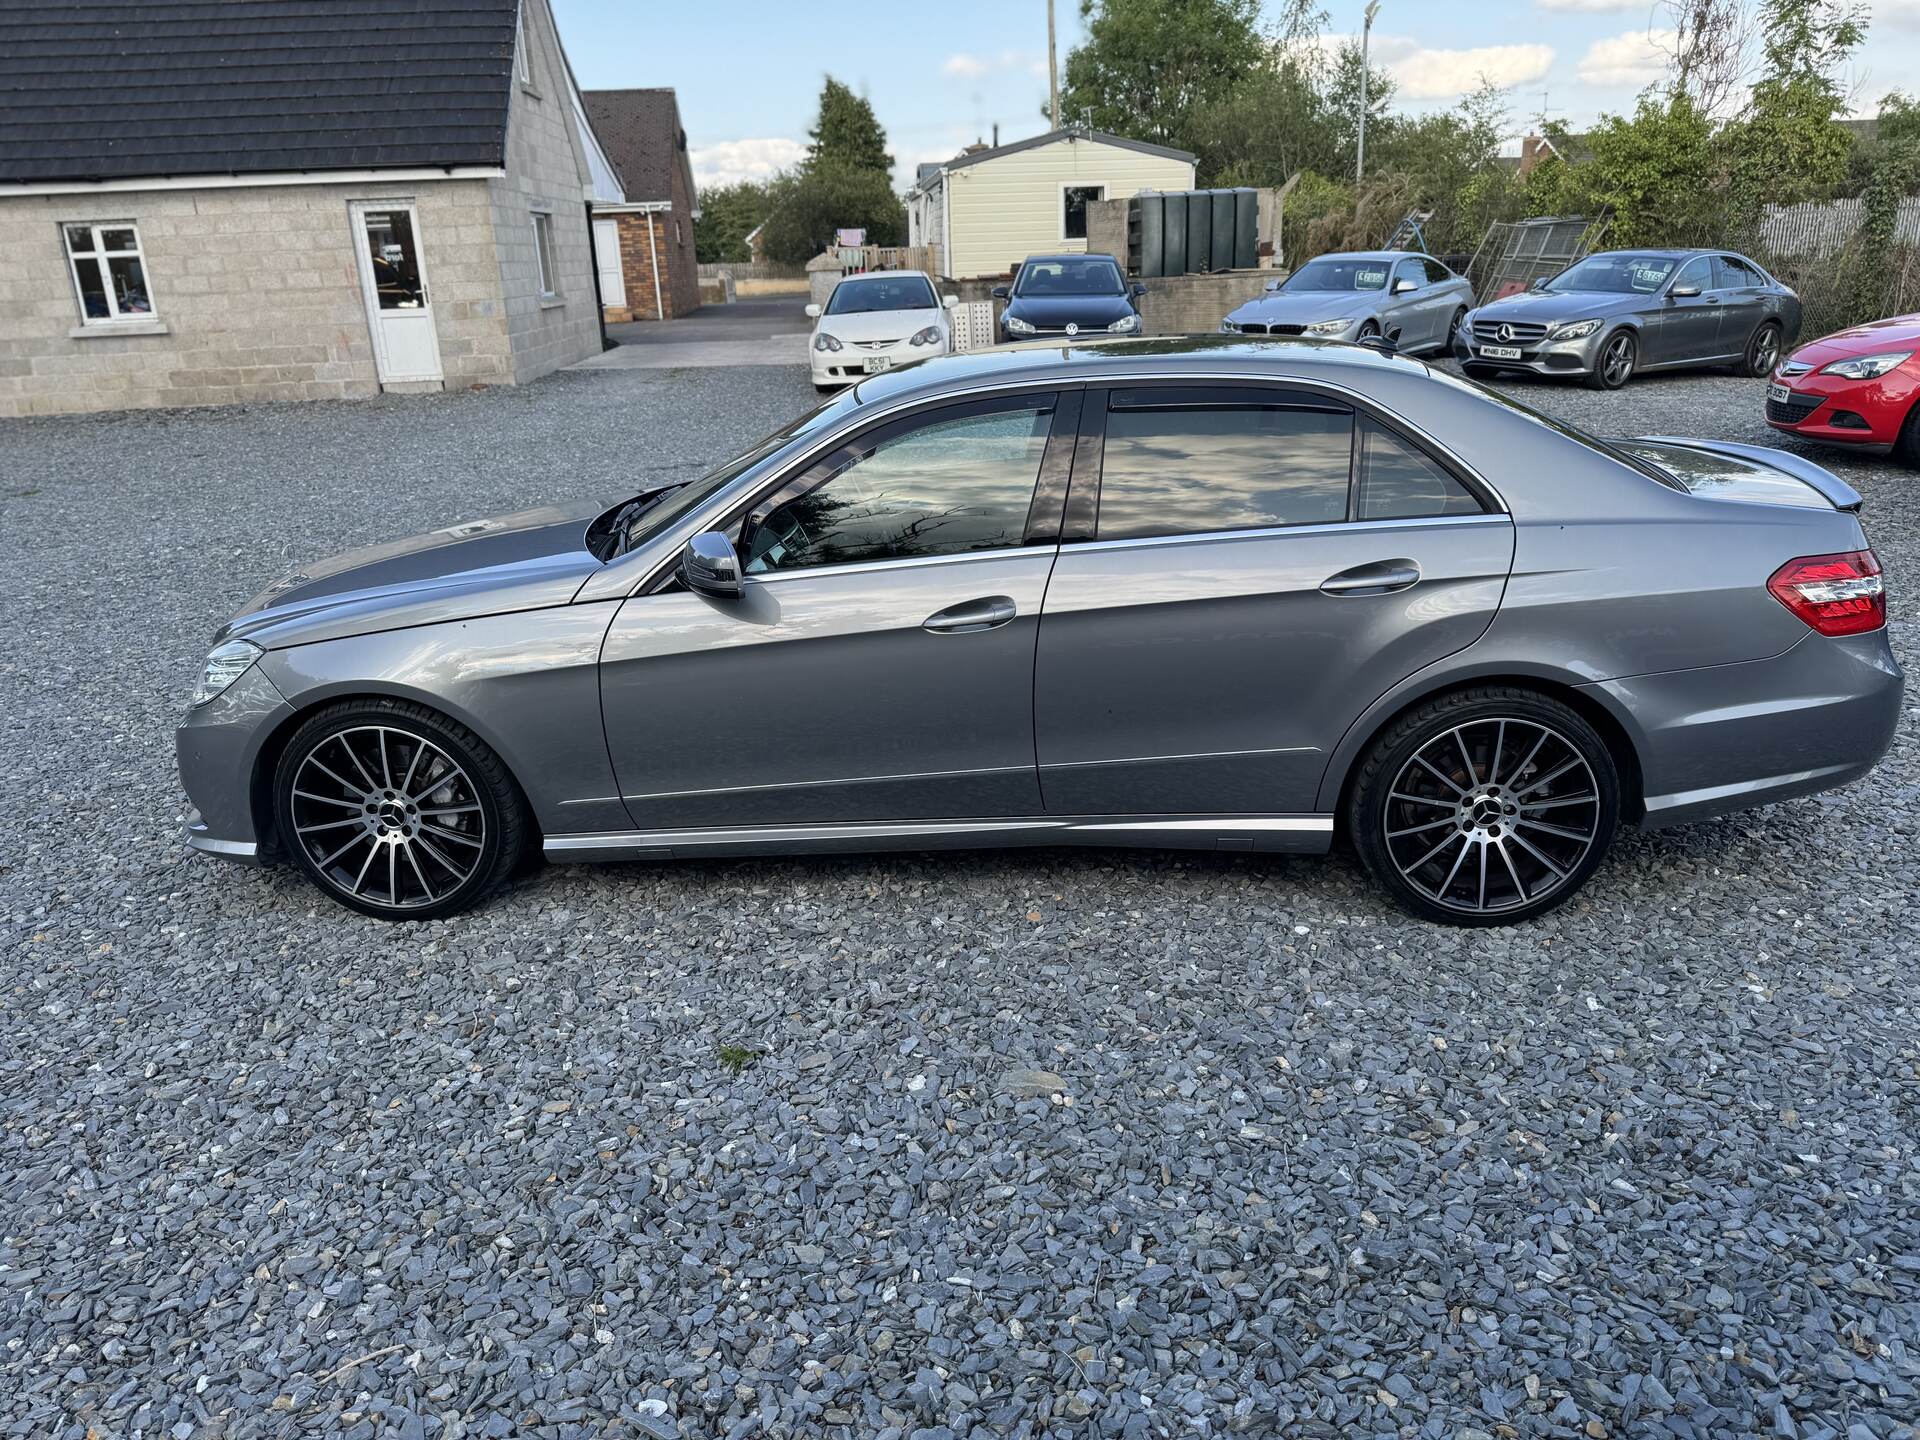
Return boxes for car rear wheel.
[1585,330,1636,390]
[1348,687,1620,926]
[275,699,528,921]
[1744,322,1782,378]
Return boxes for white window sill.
[539,295,565,309]
[71,320,169,338]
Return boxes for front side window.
[744,402,1054,573]
[532,212,557,297]
[1391,259,1426,292]
[1670,256,1712,293]
[1355,422,1483,521]
[65,222,154,323]
[825,275,938,314]
[1096,404,1353,542]
[1063,185,1106,241]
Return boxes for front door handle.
[1321,561,1421,596]
[923,595,1017,634]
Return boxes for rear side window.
[1356,422,1484,520]
[1096,405,1352,541]
[1713,254,1763,289]
[1421,257,1454,285]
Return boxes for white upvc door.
[350,200,444,384]
[593,219,626,308]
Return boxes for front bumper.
[1460,328,1606,377]
[1764,368,1919,450]
[812,340,940,385]
[176,662,294,862]
[1582,629,1904,831]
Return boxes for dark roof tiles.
[581,88,689,204]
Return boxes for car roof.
[1018,253,1124,265]
[1305,250,1430,263]
[1588,247,1713,258]
[833,269,935,282]
[846,333,1425,407]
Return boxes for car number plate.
[862,356,893,374]
[1767,382,1791,403]
[1479,345,1523,360]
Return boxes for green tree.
[758,162,905,264]
[1525,95,1720,247]
[693,179,773,264]
[1187,2,1343,187]
[805,77,893,175]
[1722,0,1864,224]
[1058,0,1264,146]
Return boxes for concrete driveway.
[574,295,813,370]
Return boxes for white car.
[807,270,959,390]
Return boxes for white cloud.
[942,53,988,78]
[1389,41,1556,98]
[688,138,807,187]
[943,49,1047,81]
[1877,0,1920,31]
[1538,0,1645,12]
[1576,28,1676,88]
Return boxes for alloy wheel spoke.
[297,816,364,835]
[304,756,367,799]
[318,832,369,869]
[388,844,399,905]
[1389,790,1454,810]
[400,739,424,795]
[1476,844,1489,910]
[339,734,381,792]
[1413,755,1466,795]
[1387,815,1456,840]
[1454,730,1478,786]
[379,729,393,788]
[1508,828,1570,880]
[1515,757,1582,798]
[1494,838,1528,903]
[1520,792,1596,811]
[1438,835,1473,896]
[419,804,479,818]
[1517,815,1594,842]
[1404,828,1464,876]
[350,842,379,895]
[414,832,469,882]
[293,788,360,809]
[1507,729,1549,787]
[1488,720,1507,787]
[422,823,483,848]
[403,841,436,901]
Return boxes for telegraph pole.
[1357,0,1380,183]
[1048,0,1060,129]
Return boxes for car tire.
[1585,329,1636,390]
[1357,320,1382,342]
[1895,400,1920,468]
[1444,307,1469,355]
[1347,686,1620,927]
[274,698,529,921]
[1744,322,1782,378]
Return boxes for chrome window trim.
[604,367,1510,600]
[745,543,1053,585]
[1061,510,1509,557]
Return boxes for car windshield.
[1545,254,1680,294]
[825,275,938,315]
[1014,258,1125,297]
[1282,258,1392,293]
[597,391,858,556]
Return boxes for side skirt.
[544,814,1335,862]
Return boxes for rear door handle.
[923,595,1017,634]
[1321,561,1421,596]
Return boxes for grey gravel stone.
[2,360,1917,1438]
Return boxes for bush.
[758,163,905,266]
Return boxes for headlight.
[1004,314,1036,335]
[813,332,843,352]
[1107,314,1141,334]
[1548,318,1603,341]
[191,639,261,707]
[1221,320,1240,334]
[908,325,942,347]
[1820,350,1912,380]
[1303,318,1349,336]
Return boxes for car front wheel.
[1348,687,1620,926]
[1586,329,1636,390]
[275,699,528,920]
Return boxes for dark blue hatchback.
[995,254,1146,342]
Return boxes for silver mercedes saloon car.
[178,337,1901,926]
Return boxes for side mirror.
[1263,277,1284,292]
[991,285,1009,299]
[1392,278,1419,294]
[1131,283,1146,298]
[942,293,959,309]
[1670,284,1700,299]
[682,531,743,599]
[804,302,822,319]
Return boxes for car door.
[1384,258,1434,348]
[1034,384,1515,816]
[598,390,1080,829]
[1653,255,1722,363]
[1423,257,1468,349]
[1712,254,1768,359]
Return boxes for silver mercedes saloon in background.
[178,337,1901,926]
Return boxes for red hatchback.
[1767,313,1920,464]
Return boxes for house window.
[1062,185,1105,241]
[64,222,155,323]
[516,8,531,84]
[532,211,558,297]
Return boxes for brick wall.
[0,178,510,418]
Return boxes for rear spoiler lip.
[1628,434,1864,512]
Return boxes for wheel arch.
[247,683,544,859]
[1318,666,1646,830]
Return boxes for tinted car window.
[1014,258,1125,296]
[1096,405,1353,541]
[1284,257,1391,292]
[1356,422,1483,521]
[825,275,938,314]
[744,404,1053,573]
[1713,254,1763,289]
[1421,258,1454,285]
[1392,259,1426,290]
[1671,256,1712,292]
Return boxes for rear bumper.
[1582,630,1904,831]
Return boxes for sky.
[552,0,1920,193]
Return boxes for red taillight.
[1767,550,1886,636]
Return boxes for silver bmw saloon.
[177,337,1901,926]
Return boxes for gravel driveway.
[2,360,1917,1440]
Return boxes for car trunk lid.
[1615,436,1863,512]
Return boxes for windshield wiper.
[602,484,687,558]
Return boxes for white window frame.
[516,6,532,85]
[1059,182,1107,243]
[63,220,157,325]
[532,210,558,298]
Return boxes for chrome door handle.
[1321,562,1420,595]
[923,595,1017,633]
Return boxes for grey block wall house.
[0,0,626,418]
